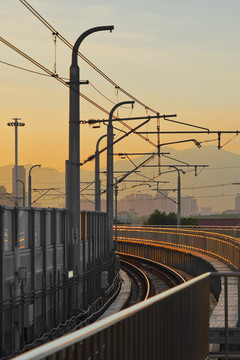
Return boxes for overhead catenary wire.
[89,82,116,105]
[19,0,215,139]
[19,0,159,115]
[0,36,157,148]
[0,36,112,114]
[0,59,130,108]
[0,60,58,77]
[220,133,239,148]
[1,36,157,148]
[20,0,212,151]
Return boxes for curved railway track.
[121,259,150,306]
[119,252,186,308]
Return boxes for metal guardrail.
[138,225,240,239]
[208,272,240,359]
[115,225,240,358]
[11,272,240,360]
[116,225,240,270]
[8,223,240,360]
[13,273,210,360]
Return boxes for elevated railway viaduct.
[1,207,240,359]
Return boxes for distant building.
[118,210,136,224]
[0,186,13,206]
[118,193,154,216]
[224,209,240,215]
[181,196,198,217]
[118,192,176,217]
[118,211,129,220]
[200,207,212,216]
[129,209,138,218]
[12,166,26,206]
[154,191,176,214]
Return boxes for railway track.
[119,252,186,308]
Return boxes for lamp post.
[68,26,113,247]
[28,164,41,207]
[95,134,107,211]
[7,118,25,206]
[169,166,185,227]
[107,101,134,252]
[67,27,114,312]
[16,179,25,207]
[7,117,25,349]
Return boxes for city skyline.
[1,0,240,174]
[0,144,240,212]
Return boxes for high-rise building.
[0,186,9,205]
[12,165,26,206]
[181,196,198,217]
[154,191,176,214]
[118,192,176,217]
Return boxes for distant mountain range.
[0,145,239,212]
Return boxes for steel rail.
[120,259,151,301]
[120,252,186,289]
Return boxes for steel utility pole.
[107,101,134,253]
[95,134,107,211]
[6,118,25,350]
[68,25,113,244]
[114,177,118,250]
[169,166,185,227]
[28,164,41,207]
[142,164,207,226]
[7,118,25,206]
[67,27,113,310]
[16,180,25,207]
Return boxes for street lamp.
[95,134,107,211]
[7,118,25,206]
[169,165,185,227]
[67,26,114,285]
[16,179,25,207]
[28,164,41,207]
[107,101,134,252]
[7,117,25,348]
[68,26,114,244]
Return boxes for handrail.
[116,225,240,270]
[13,273,210,360]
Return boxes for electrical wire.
[221,134,238,148]
[181,182,238,191]
[20,0,207,149]
[89,82,116,105]
[19,0,159,115]
[0,36,157,148]
[0,60,56,77]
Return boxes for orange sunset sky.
[1,0,240,173]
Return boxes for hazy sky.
[1,0,240,171]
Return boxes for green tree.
[143,209,198,226]
[181,216,198,225]
[143,210,176,225]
